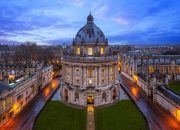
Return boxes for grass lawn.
[95,100,148,130]
[168,81,180,94]
[34,101,86,130]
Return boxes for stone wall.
[155,88,180,121]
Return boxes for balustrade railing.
[62,55,118,62]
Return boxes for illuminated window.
[111,76,114,81]
[88,48,93,55]
[100,47,104,55]
[160,67,164,74]
[110,66,114,74]
[148,66,154,73]
[76,47,80,55]
[3,100,5,109]
[88,79,92,85]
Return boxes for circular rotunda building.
[61,13,119,106]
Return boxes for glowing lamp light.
[88,79,92,84]
[51,82,56,89]
[133,75,138,82]
[13,103,20,114]
[87,105,94,112]
[44,87,50,97]
[131,87,138,97]
[9,75,15,80]
[177,110,180,121]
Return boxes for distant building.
[120,53,180,121]
[0,65,53,125]
[0,83,13,125]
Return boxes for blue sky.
[0,0,180,45]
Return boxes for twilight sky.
[0,0,180,45]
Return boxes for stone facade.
[121,64,180,121]
[121,54,180,81]
[61,14,119,106]
[0,65,53,125]
[0,83,13,125]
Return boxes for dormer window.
[76,47,80,55]
[100,47,104,55]
[88,48,93,55]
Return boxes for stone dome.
[74,13,107,45]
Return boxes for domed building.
[61,13,119,106]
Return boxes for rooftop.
[0,82,11,93]
[8,74,36,89]
[74,13,107,45]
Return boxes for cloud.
[112,17,129,26]
[0,0,180,44]
[73,0,84,7]
[94,5,108,19]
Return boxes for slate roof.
[0,82,11,93]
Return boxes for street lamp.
[133,74,138,84]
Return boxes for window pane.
[88,48,93,55]
[100,47,104,55]
[77,48,80,55]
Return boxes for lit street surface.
[87,105,95,130]
[0,78,60,130]
[120,74,180,130]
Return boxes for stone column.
[106,65,108,85]
[114,64,117,80]
[95,67,98,86]
[84,66,87,87]
[97,66,99,86]
[81,66,84,86]
[108,65,109,85]
[71,65,73,85]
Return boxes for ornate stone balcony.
[62,55,118,63]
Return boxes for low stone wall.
[155,89,180,121]
[122,71,150,96]
[137,78,149,95]
[121,71,133,81]
[121,71,180,121]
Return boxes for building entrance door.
[87,95,94,104]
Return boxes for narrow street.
[119,74,180,130]
[0,78,61,130]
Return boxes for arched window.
[110,66,114,74]
[88,48,93,55]
[100,47,104,55]
[76,47,80,55]
[102,92,106,101]
[64,89,68,101]
[75,93,79,102]
[112,89,116,100]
